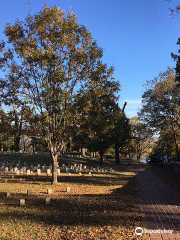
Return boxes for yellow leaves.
[0,161,144,239]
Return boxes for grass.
[149,164,180,194]
[0,153,145,240]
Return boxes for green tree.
[139,68,180,161]
[149,126,178,163]
[130,117,153,160]
[0,56,33,151]
[1,6,119,183]
[0,108,13,151]
[112,104,131,164]
[75,66,120,165]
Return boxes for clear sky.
[0,0,180,117]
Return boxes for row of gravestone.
[0,163,114,176]
[5,187,71,206]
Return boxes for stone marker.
[37,169,41,176]
[6,192,11,197]
[45,197,51,205]
[26,170,31,175]
[47,189,52,195]
[19,199,25,206]
[47,169,51,176]
[66,187,71,192]
[27,190,32,196]
[57,169,60,176]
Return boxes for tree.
[112,104,131,164]
[1,6,119,183]
[168,0,180,17]
[0,47,33,151]
[130,117,153,161]
[0,108,13,151]
[149,126,179,163]
[75,66,120,165]
[172,37,180,84]
[139,68,180,161]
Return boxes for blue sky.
[0,0,180,117]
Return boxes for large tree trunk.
[170,120,180,162]
[115,145,120,164]
[99,151,104,166]
[136,143,141,161]
[52,154,58,185]
[172,131,180,162]
[137,152,141,161]
[32,138,36,153]
[15,137,20,152]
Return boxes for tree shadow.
[0,174,133,186]
[0,175,143,228]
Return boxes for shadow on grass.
[0,175,142,228]
[0,174,133,186]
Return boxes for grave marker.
[19,199,25,206]
[45,197,51,204]
[47,189,52,195]
[6,192,11,197]
[27,190,32,196]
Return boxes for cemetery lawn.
[149,165,180,194]
[0,154,145,240]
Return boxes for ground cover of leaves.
[0,155,145,240]
[149,164,180,193]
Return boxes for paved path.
[136,167,180,240]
